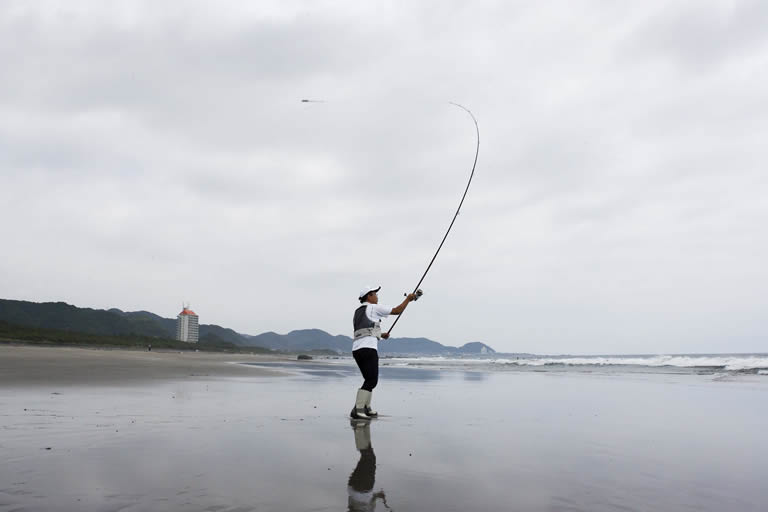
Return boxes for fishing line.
[300,99,480,336]
[385,102,479,336]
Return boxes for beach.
[0,345,286,386]
[1,345,767,511]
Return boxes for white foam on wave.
[492,355,768,371]
[380,354,768,373]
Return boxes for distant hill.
[378,336,449,355]
[108,308,247,345]
[0,300,170,338]
[245,330,496,356]
[0,299,247,346]
[0,320,265,353]
[0,298,496,355]
[247,329,353,352]
[456,342,496,355]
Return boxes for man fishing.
[305,100,477,419]
[351,286,420,420]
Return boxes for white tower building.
[176,305,199,343]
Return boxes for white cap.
[358,285,381,299]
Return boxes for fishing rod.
[300,99,480,336]
[385,102,479,337]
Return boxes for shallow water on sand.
[1,361,767,511]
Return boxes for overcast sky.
[1,1,766,355]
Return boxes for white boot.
[364,392,378,417]
[350,389,371,420]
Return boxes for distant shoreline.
[0,336,338,356]
[0,337,244,353]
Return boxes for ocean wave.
[491,355,768,372]
[381,354,768,373]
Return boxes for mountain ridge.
[0,298,496,355]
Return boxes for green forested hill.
[0,299,247,345]
[0,298,497,355]
[0,320,268,353]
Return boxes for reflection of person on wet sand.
[348,421,391,511]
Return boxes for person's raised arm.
[390,294,417,315]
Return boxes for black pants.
[353,348,379,391]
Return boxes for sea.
[373,353,768,376]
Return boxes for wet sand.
[1,346,767,511]
[0,345,286,386]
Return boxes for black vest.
[353,304,381,340]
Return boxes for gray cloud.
[1,1,766,354]
[621,0,768,72]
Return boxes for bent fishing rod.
[300,99,480,336]
[385,102,479,337]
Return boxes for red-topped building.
[176,305,199,343]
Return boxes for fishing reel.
[405,289,424,301]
